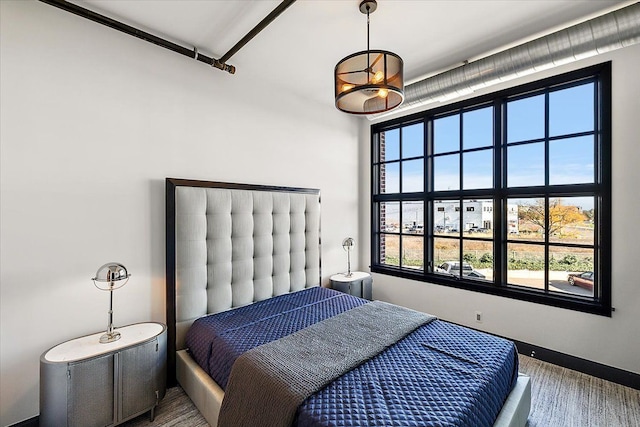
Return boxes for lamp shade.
[335,50,404,114]
[342,237,355,251]
[92,262,130,291]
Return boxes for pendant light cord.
[367,6,370,52]
[366,4,371,73]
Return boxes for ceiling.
[71,0,630,110]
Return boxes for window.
[371,63,611,315]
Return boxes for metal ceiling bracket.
[212,60,236,75]
[359,0,377,15]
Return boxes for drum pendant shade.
[334,1,404,114]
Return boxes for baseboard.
[9,416,38,427]
[514,340,640,390]
[442,319,640,390]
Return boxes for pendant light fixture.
[335,0,404,114]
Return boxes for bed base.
[494,373,532,427]
[177,349,531,427]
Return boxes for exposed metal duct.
[370,2,640,119]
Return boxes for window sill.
[371,265,612,317]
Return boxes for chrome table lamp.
[342,237,355,277]
[92,262,130,343]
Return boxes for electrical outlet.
[475,311,482,323]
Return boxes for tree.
[519,199,586,236]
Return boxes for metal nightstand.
[330,271,373,300]
[40,322,167,427]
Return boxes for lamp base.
[100,330,121,344]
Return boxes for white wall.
[361,44,640,376]
[0,2,360,425]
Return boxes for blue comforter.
[186,287,518,427]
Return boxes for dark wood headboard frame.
[165,178,322,385]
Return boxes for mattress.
[185,287,518,427]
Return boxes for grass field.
[381,229,593,269]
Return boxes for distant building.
[434,200,518,233]
[382,200,518,233]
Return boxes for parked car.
[407,224,424,233]
[436,261,486,279]
[468,227,489,233]
[568,271,594,289]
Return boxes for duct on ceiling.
[369,2,640,120]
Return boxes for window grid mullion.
[494,98,504,288]
[544,91,550,294]
[593,76,601,300]
[425,118,432,274]
[458,110,464,277]
[398,128,403,269]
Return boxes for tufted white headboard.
[165,178,321,384]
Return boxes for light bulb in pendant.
[372,70,384,83]
[378,88,389,98]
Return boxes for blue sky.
[381,81,596,214]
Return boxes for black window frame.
[371,62,612,316]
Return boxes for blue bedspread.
[185,287,518,427]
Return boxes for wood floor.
[518,355,639,427]
[123,354,640,427]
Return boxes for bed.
[165,178,531,427]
